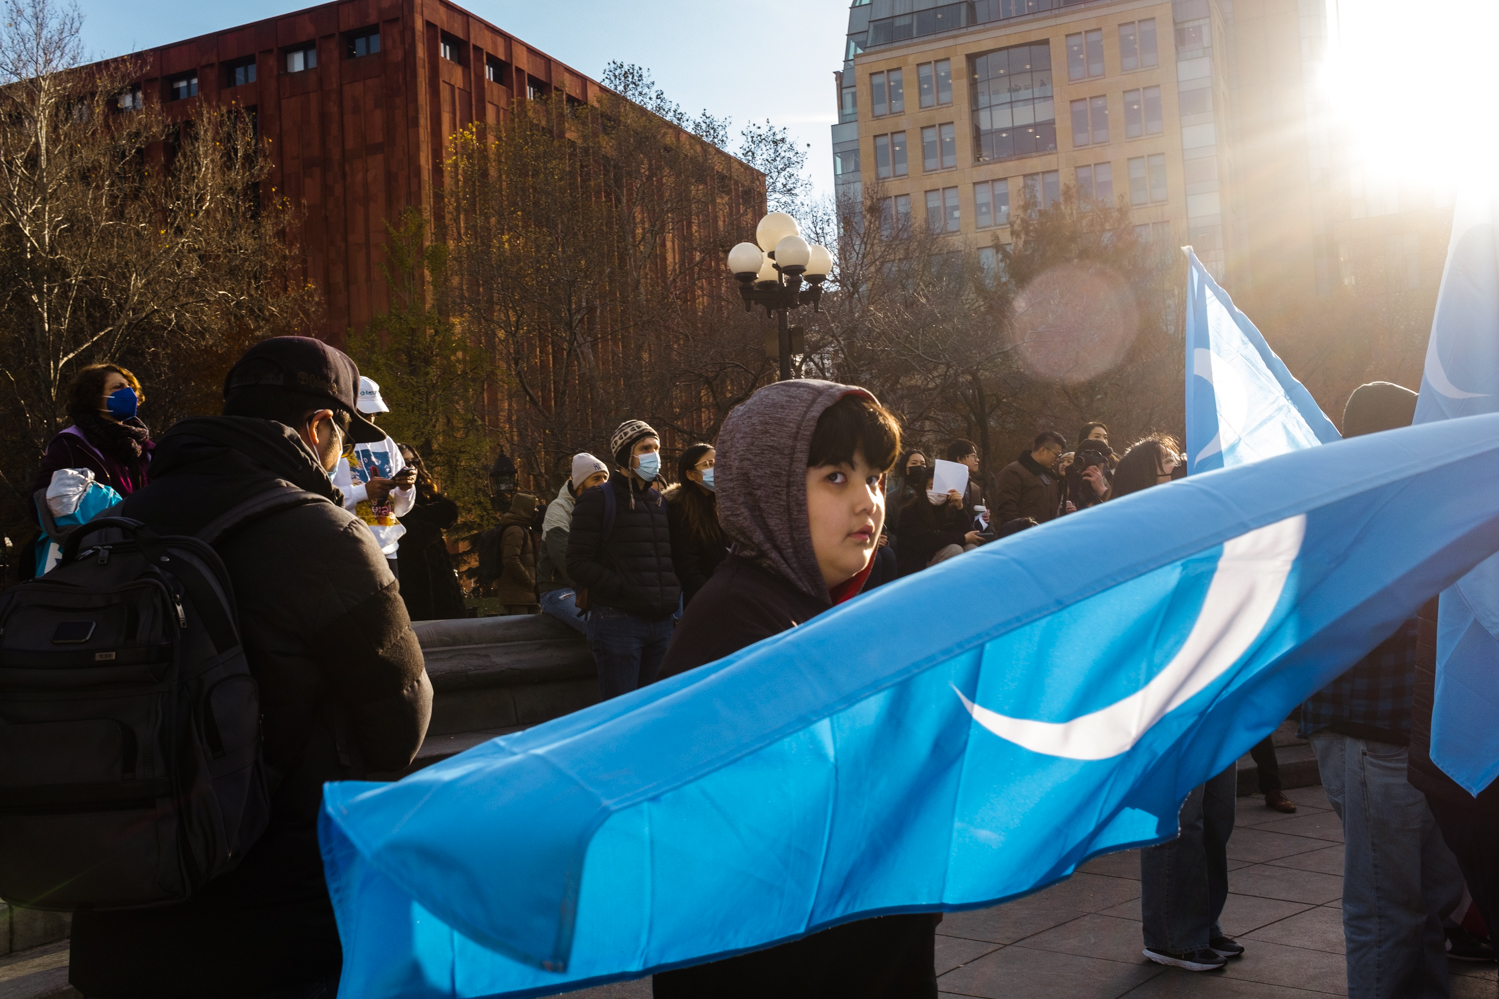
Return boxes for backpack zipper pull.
[173,594,187,628]
[97,547,110,565]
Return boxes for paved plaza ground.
[4,785,1494,998]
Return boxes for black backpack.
[0,485,325,911]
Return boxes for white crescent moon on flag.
[957,514,1305,760]
[1423,339,1486,400]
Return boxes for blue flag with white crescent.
[322,416,1499,998]
[1184,248,1340,473]
[1413,188,1499,794]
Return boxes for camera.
[1066,439,1114,508]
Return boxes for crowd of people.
[16,339,1498,998]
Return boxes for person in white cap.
[536,453,609,632]
[333,376,416,577]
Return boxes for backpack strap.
[600,480,617,546]
[196,481,332,545]
[32,489,71,544]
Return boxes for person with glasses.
[993,430,1068,526]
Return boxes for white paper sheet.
[932,458,970,498]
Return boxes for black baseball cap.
[223,336,386,443]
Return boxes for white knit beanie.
[571,452,607,491]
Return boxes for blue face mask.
[700,468,716,492]
[634,450,661,481]
[106,386,138,420]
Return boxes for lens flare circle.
[1010,261,1140,384]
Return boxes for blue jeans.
[1140,765,1236,953]
[540,587,588,634]
[586,605,673,699]
[1311,732,1462,999]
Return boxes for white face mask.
[634,450,661,481]
[927,489,947,505]
[700,468,715,492]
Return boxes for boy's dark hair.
[65,363,144,417]
[807,393,901,472]
[945,439,978,462]
[1033,430,1066,451]
[223,386,354,437]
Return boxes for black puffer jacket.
[567,473,680,619]
[69,416,433,998]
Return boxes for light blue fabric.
[1184,248,1340,474]
[1413,189,1499,795]
[321,415,1499,998]
[34,478,123,576]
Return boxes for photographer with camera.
[1064,439,1113,512]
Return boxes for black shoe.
[1446,925,1497,962]
[1143,947,1228,971]
[1209,935,1245,959]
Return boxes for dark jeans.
[1140,765,1237,952]
[1249,736,1282,793]
[586,605,673,699]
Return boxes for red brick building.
[107,0,745,341]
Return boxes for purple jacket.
[31,425,150,503]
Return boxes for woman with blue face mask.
[666,443,727,607]
[32,363,155,502]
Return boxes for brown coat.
[495,492,538,607]
[993,452,1062,524]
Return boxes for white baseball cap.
[357,376,390,414]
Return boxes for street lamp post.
[727,212,834,381]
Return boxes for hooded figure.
[494,491,540,613]
[654,379,937,999]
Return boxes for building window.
[971,42,1055,164]
[1135,220,1172,243]
[926,189,944,233]
[1070,95,1108,147]
[1176,20,1210,53]
[1129,154,1168,205]
[116,84,142,112]
[168,74,198,101]
[440,36,461,63]
[285,46,316,73]
[226,58,256,87]
[1023,170,1060,210]
[871,69,904,116]
[978,244,1005,285]
[1066,29,1104,81]
[921,123,957,171]
[1076,162,1113,204]
[841,87,857,120]
[918,59,953,108]
[1119,20,1158,71]
[974,178,1010,228]
[527,79,547,100]
[846,33,866,61]
[486,57,509,85]
[943,186,960,231]
[1179,84,1211,117]
[348,29,380,59]
[835,147,861,178]
[1124,87,1163,138]
[875,135,891,178]
[881,194,912,238]
[875,133,910,179]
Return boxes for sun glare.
[1322,0,1499,194]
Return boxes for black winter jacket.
[895,495,970,576]
[69,417,433,998]
[666,489,728,606]
[567,473,680,619]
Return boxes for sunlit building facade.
[832,0,1452,335]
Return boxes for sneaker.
[1446,925,1496,962]
[1209,935,1245,959]
[1142,947,1228,971]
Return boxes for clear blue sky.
[76,0,848,203]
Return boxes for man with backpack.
[567,419,680,699]
[61,337,433,998]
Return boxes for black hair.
[1110,434,1181,499]
[900,448,926,471]
[1032,430,1066,451]
[223,386,354,436]
[807,393,902,472]
[670,442,722,545]
[1076,421,1109,446]
[945,439,978,462]
[65,363,144,417]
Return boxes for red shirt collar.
[828,559,875,605]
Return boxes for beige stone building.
[830,0,1452,361]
